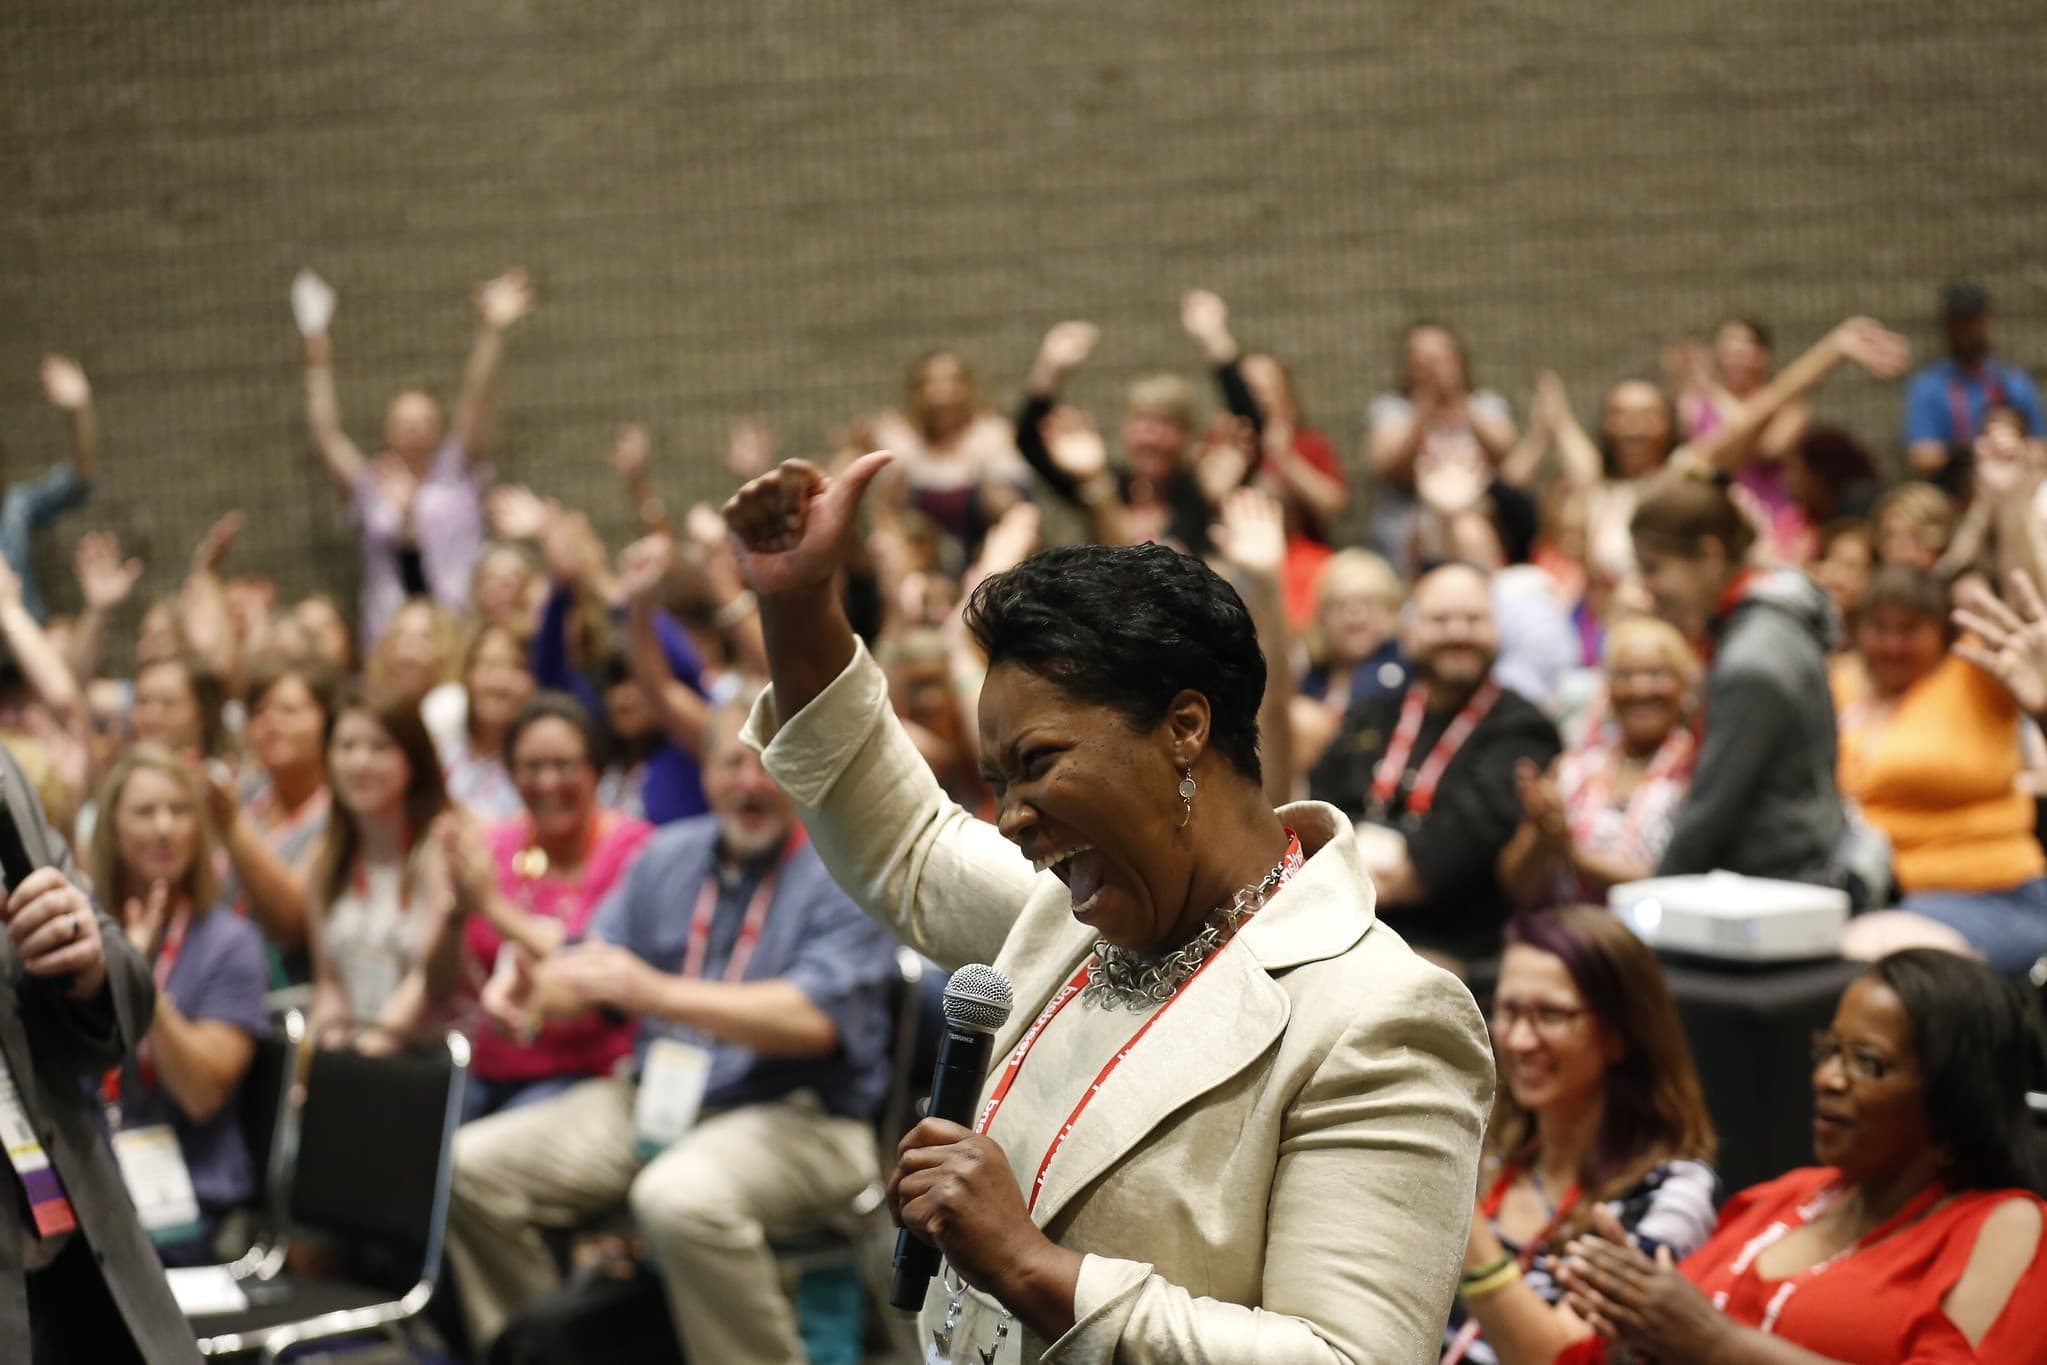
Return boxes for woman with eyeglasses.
[431,692,651,1122]
[1557,949,2047,1364]
[1448,909,1717,1365]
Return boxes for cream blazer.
[746,643,1495,1364]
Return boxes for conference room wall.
[1,0,2040,633]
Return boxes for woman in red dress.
[1555,949,2047,1363]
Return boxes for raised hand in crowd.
[66,530,142,683]
[609,424,668,536]
[182,509,244,682]
[726,416,778,482]
[38,353,100,486]
[1180,289,1239,366]
[1027,320,1100,396]
[454,267,536,461]
[1195,416,1257,507]
[1210,486,1294,804]
[486,482,553,543]
[1956,570,2047,721]
[1041,405,1129,544]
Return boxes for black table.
[1658,955,1864,1197]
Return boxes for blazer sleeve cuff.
[1040,1254,1152,1362]
[743,641,890,807]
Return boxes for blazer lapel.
[1026,940,1288,1230]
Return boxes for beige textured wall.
[2,0,2043,626]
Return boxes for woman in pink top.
[437,691,652,1122]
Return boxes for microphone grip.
[889,1022,996,1312]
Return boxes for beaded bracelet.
[1460,1254,1514,1286]
[1460,1261,1523,1301]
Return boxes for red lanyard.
[1947,367,2005,447]
[975,832,1303,1213]
[1370,682,1500,819]
[683,864,779,984]
[102,905,192,1107]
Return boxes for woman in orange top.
[1554,949,2047,1364]
[1833,565,2047,975]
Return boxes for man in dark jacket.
[1309,562,1562,964]
[0,745,199,1364]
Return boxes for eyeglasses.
[1491,1001,1589,1038]
[513,757,590,780]
[1810,1031,1902,1084]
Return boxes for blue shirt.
[1902,358,2046,449]
[107,905,270,1246]
[1,463,91,621]
[587,817,898,1119]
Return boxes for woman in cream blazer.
[730,453,1494,1364]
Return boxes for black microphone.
[890,962,1014,1312]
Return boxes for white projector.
[1608,872,1847,962]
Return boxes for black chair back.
[288,1034,469,1291]
[239,1009,304,1245]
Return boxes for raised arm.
[0,558,82,726]
[180,510,242,684]
[200,762,313,953]
[1688,319,1910,476]
[39,355,99,483]
[617,534,711,759]
[302,330,367,492]
[609,424,670,537]
[1210,488,1294,807]
[64,531,141,686]
[1040,406,1133,546]
[450,267,534,464]
[1015,322,1102,505]
[725,454,1042,968]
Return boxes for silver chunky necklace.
[1081,850,1295,1011]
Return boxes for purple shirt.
[352,440,486,646]
[108,905,270,1236]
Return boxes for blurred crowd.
[15,268,2047,1361]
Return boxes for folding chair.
[188,1032,470,1361]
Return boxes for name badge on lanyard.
[110,1125,203,1247]
[630,865,778,1158]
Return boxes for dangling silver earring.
[1176,767,1197,829]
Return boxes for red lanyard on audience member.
[1370,682,1500,819]
[1719,1178,1948,1335]
[683,865,778,983]
[1946,367,2004,447]
[100,904,192,1110]
[975,832,1304,1214]
[1570,730,1695,854]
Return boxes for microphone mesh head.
[942,963,1014,1034]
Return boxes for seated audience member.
[443,692,898,1362]
[1902,279,2046,494]
[1365,323,1518,562]
[290,593,357,678]
[1558,950,2047,1364]
[868,349,1030,562]
[1832,567,2047,974]
[132,653,227,762]
[301,268,533,648]
[1293,549,1407,777]
[213,659,336,980]
[91,748,268,1264]
[470,540,540,633]
[1450,909,1717,1365]
[370,596,463,720]
[433,621,536,821]
[1871,479,1955,571]
[433,692,652,1122]
[306,686,457,1048]
[11,355,99,621]
[1309,562,1561,964]
[1499,618,1699,907]
[1632,475,1850,890]
[1813,519,1875,652]
[1013,319,1224,555]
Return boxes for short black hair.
[502,690,608,772]
[1871,950,2046,1194]
[964,543,1265,781]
